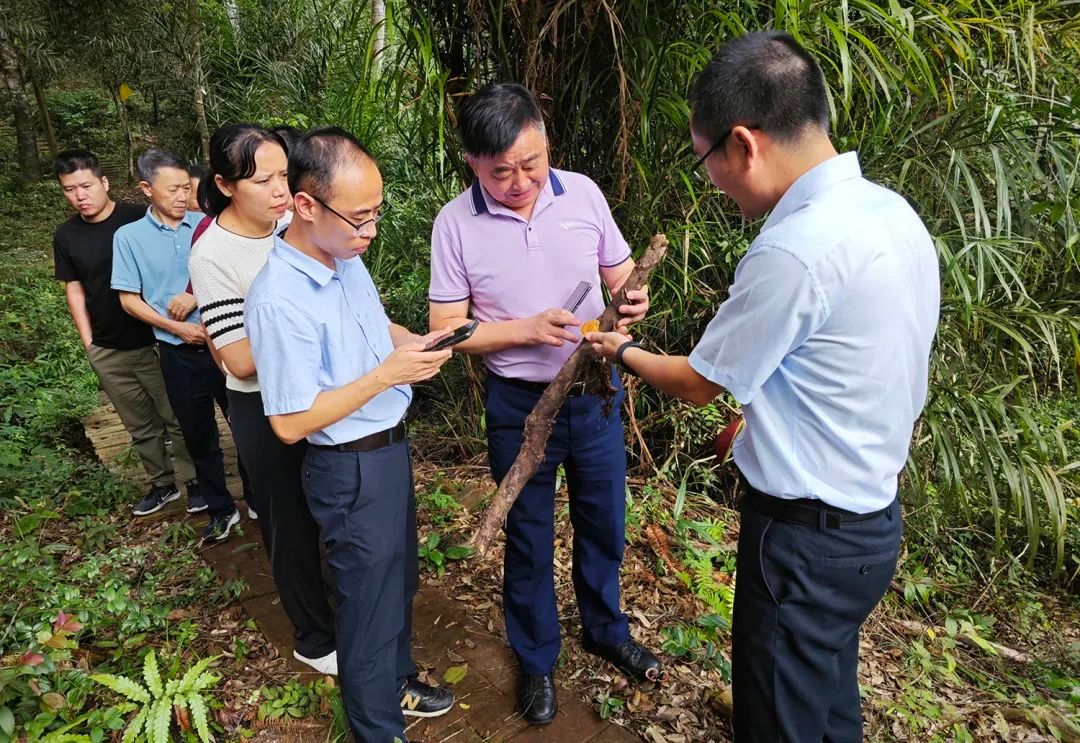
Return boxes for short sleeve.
[593,183,631,268]
[428,221,471,303]
[110,230,142,292]
[246,301,323,415]
[53,232,77,282]
[189,250,247,348]
[688,245,828,405]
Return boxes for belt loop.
[818,506,828,531]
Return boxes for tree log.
[472,233,670,555]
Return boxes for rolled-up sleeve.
[689,244,828,405]
[246,302,323,416]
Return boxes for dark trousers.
[213,387,254,505]
[302,440,419,743]
[157,343,234,518]
[486,373,630,676]
[227,389,336,659]
[732,488,902,742]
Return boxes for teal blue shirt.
[111,208,204,345]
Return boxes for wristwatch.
[615,340,643,376]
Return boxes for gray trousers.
[85,343,194,487]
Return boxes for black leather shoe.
[519,672,557,724]
[582,637,665,683]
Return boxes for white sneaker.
[247,504,258,520]
[294,649,337,675]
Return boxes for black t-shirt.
[53,201,156,350]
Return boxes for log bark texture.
[473,233,670,555]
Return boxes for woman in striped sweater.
[188,124,338,675]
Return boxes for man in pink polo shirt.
[429,83,661,725]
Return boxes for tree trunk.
[472,234,670,555]
[372,0,386,72]
[0,26,41,185]
[223,0,240,39]
[32,76,58,160]
[188,0,210,164]
[109,85,134,180]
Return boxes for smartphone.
[562,281,592,315]
[423,319,479,352]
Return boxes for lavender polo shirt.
[429,169,631,382]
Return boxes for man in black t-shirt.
[53,149,202,517]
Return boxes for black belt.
[490,373,588,397]
[742,483,890,529]
[162,342,209,353]
[312,421,407,453]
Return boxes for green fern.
[678,544,735,621]
[143,650,163,699]
[177,656,216,694]
[121,707,148,743]
[188,692,212,742]
[150,696,172,743]
[89,650,221,743]
[89,673,151,704]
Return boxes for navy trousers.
[732,489,902,742]
[157,343,234,518]
[302,440,419,743]
[486,373,630,675]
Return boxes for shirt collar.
[762,152,863,232]
[272,235,341,288]
[145,206,199,232]
[469,170,567,217]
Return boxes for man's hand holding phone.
[379,342,452,386]
[423,319,478,351]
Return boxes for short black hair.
[136,148,189,183]
[53,149,103,180]
[690,32,829,145]
[287,126,374,201]
[202,123,287,215]
[188,163,206,180]
[457,83,545,157]
[270,125,303,154]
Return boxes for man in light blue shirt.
[589,33,938,742]
[112,148,240,541]
[245,127,456,741]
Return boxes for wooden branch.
[472,234,670,555]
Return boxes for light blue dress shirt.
[689,152,939,513]
[245,237,411,446]
[111,208,203,345]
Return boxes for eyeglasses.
[310,194,391,237]
[692,124,760,172]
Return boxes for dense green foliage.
[1,1,1080,739]
[182,0,1080,575]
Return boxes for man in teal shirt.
[112,148,239,542]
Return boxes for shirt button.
[859,565,871,575]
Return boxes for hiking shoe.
[185,480,208,514]
[200,510,240,543]
[133,484,180,516]
[293,649,337,675]
[399,675,454,718]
